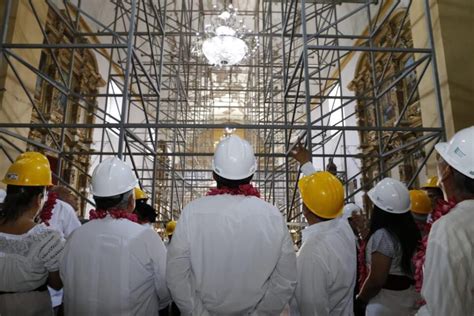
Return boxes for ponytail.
[0,185,45,224]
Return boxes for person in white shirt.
[357,178,421,316]
[289,145,357,315]
[417,126,474,316]
[165,220,176,243]
[167,135,297,315]
[60,157,170,316]
[0,152,64,316]
[39,186,82,313]
[133,187,157,230]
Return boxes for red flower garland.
[89,208,138,223]
[38,191,58,226]
[413,198,457,293]
[358,240,368,287]
[207,184,261,198]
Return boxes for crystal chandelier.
[192,4,259,67]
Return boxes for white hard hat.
[342,203,361,219]
[212,135,257,180]
[0,189,6,203]
[435,126,474,179]
[368,177,410,214]
[91,157,138,197]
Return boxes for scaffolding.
[0,0,445,236]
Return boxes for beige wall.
[437,0,474,133]
[410,0,474,176]
[0,0,48,188]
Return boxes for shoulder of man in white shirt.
[184,194,282,216]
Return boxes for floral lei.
[38,191,58,226]
[206,184,261,198]
[89,208,138,223]
[357,240,368,287]
[413,198,457,293]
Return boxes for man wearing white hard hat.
[417,126,474,316]
[60,157,170,315]
[357,177,421,315]
[167,135,296,314]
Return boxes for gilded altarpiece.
[349,11,424,209]
[29,8,105,214]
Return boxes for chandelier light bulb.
[191,4,259,67]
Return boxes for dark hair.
[134,200,156,223]
[94,190,133,210]
[453,167,474,195]
[0,185,45,224]
[367,206,421,275]
[213,172,253,189]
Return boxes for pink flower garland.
[89,208,138,223]
[38,191,58,226]
[358,240,368,287]
[413,198,457,293]
[207,184,261,198]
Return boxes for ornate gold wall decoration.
[28,7,105,214]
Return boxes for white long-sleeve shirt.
[291,218,357,316]
[60,216,170,315]
[417,199,474,316]
[48,199,81,239]
[290,161,357,315]
[166,194,297,315]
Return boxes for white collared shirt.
[60,216,170,315]
[166,195,297,315]
[417,199,474,316]
[291,218,357,316]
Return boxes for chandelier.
[192,4,259,67]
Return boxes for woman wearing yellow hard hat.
[0,152,64,315]
[166,220,177,241]
[409,189,432,235]
[421,176,444,209]
[133,187,157,229]
[134,187,148,201]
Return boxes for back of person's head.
[49,185,78,210]
[1,186,46,224]
[166,220,177,237]
[1,152,52,224]
[368,206,421,275]
[134,200,157,223]
[94,189,134,211]
[212,172,253,189]
[452,168,474,196]
[212,135,256,187]
[367,177,420,274]
[90,157,138,211]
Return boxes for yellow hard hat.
[2,152,52,186]
[166,220,177,236]
[421,176,439,189]
[298,171,344,219]
[134,187,148,200]
[409,190,432,215]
